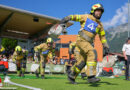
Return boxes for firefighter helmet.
[90,3,104,14]
[15,46,22,52]
[46,38,53,43]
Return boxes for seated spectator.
[27,52,33,63]
[52,59,56,65]
[64,59,69,65]
[57,57,60,65]
[60,59,64,65]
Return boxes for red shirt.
[0,61,4,65]
[0,61,8,68]
[4,61,8,69]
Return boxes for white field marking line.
[8,81,41,90]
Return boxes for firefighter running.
[69,41,87,79]
[60,3,109,84]
[34,37,55,79]
[12,46,28,77]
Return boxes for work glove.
[62,29,67,35]
[60,17,69,24]
[59,17,69,35]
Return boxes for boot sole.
[88,79,101,83]
[68,76,77,84]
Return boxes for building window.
[62,44,69,48]
[55,43,61,51]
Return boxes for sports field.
[1,74,130,90]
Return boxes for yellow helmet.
[0,45,5,52]
[90,3,104,14]
[46,38,53,43]
[15,46,22,52]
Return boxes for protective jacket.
[62,14,109,48]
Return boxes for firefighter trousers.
[36,54,47,76]
[16,59,26,76]
[71,37,97,79]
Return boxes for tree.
[1,38,18,51]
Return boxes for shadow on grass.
[87,81,118,87]
[66,81,118,87]
[46,77,66,79]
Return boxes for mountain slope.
[105,23,129,53]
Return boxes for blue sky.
[0,0,129,34]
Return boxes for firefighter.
[12,46,27,77]
[60,3,109,84]
[0,45,5,55]
[69,41,87,79]
[34,37,55,79]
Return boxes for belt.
[78,31,93,43]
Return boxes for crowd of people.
[0,42,77,78]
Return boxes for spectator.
[54,56,58,64]
[60,59,64,65]
[52,58,56,65]
[8,55,13,62]
[64,59,69,65]
[0,55,8,76]
[28,51,33,62]
[57,57,60,65]
[0,55,2,60]
[122,37,130,80]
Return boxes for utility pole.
[128,0,130,37]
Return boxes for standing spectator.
[122,37,130,80]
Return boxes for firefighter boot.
[21,68,25,77]
[68,71,77,84]
[87,76,101,83]
[35,71,39,78]
[17,71,21,77]
[41,75,45,79]
[36,73,39,78]
[81,73,87,80]
[21,73,25,77]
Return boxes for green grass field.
[1,74,130,90]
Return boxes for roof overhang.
[0,4,73,40]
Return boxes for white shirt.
[3,58,8,61]
[122,43,130,55]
